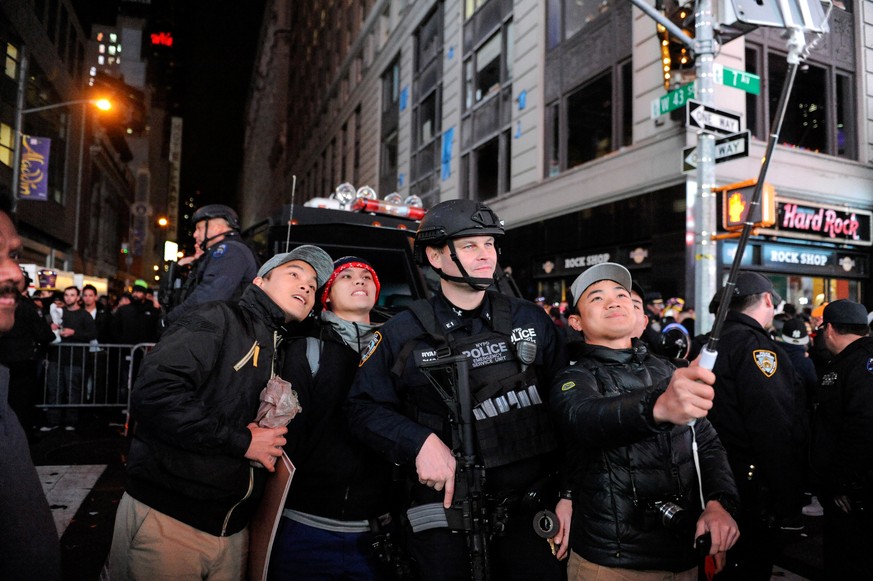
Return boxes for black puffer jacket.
[126,285,286,536]
[551,339,737,572]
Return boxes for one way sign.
[686,100,742,135]
[682,130,751,172]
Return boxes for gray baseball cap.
[257,245,333,288]
[569,262,632,306]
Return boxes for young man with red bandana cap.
[270,256,397,579]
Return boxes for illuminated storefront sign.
[759,198,872,246]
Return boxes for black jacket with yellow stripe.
[126,284,286,536]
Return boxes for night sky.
[176,1,267,208]
[72,0,267,209]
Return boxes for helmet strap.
[198,222,238,251]
[433,239,493,291]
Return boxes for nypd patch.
[753,350,778,377]
[867,357,873,374]
[211,243,228,259]
[359,331,382,367]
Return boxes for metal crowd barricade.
[39,342,156,434]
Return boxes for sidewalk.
[29,408,129,581]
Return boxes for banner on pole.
[18,135,51,201]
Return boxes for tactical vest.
[393,292,557,469]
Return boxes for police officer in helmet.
[164,204,259,325]
[347,199,571,580]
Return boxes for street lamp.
[10,96,112,213]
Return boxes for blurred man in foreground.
[0,208,61,579]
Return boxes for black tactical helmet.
[191,204,241,231]
[414,199,504,265]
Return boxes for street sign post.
[650,83,695,118]
[686,100,743,135]
[713,63,761,95]
[682,130,751,172]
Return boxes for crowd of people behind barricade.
[2,198,872,580]
[0,275,163,436]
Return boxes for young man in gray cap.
[109,245,333,580]
[552,262,738,580]
[705,271,806,580]
[809,299,873,578]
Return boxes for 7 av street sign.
[682,130,751,172]
[686,100,743,135]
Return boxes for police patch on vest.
[510,326,538,345]
[359,331,382,367]
[867,357,873,374]
[753,350,778,377]
[211,243,228,259]
[461,338,512,369]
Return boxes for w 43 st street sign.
[650,83,695,118]
[682,130,751,172]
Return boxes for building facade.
[1,0,182,295]
[242,0,873,317]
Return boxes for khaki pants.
[568,550,698,581]
[109,492,248,580]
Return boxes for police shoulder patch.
[867,357,873,374]
[211,243,228,259]
[753,349,778,377]
[359,331,382,367]
[561,381,576,391]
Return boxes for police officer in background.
[164,204,259,325]
[705,272,807,581]
[809,299,873,579]
[346,200,570,580]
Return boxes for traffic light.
[658,1,696,90]
[716,179,776,231]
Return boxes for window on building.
[545,59,631,176]
[460,4,514,200]
[411,6,443,204]
[354,105,362,185]
[546,102,559,176]
[383,58,400,113]
[465,0,491,19]
[475,32,501,104]
[380,131,398,195]
[549,0,614,44]
[381,57,400,195]
[5,43,19,79]
[748,42,856,160]
[475,136,500,200]
[0,123,13,167]
[567,72,613,168]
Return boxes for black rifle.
[419,354,489,581]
